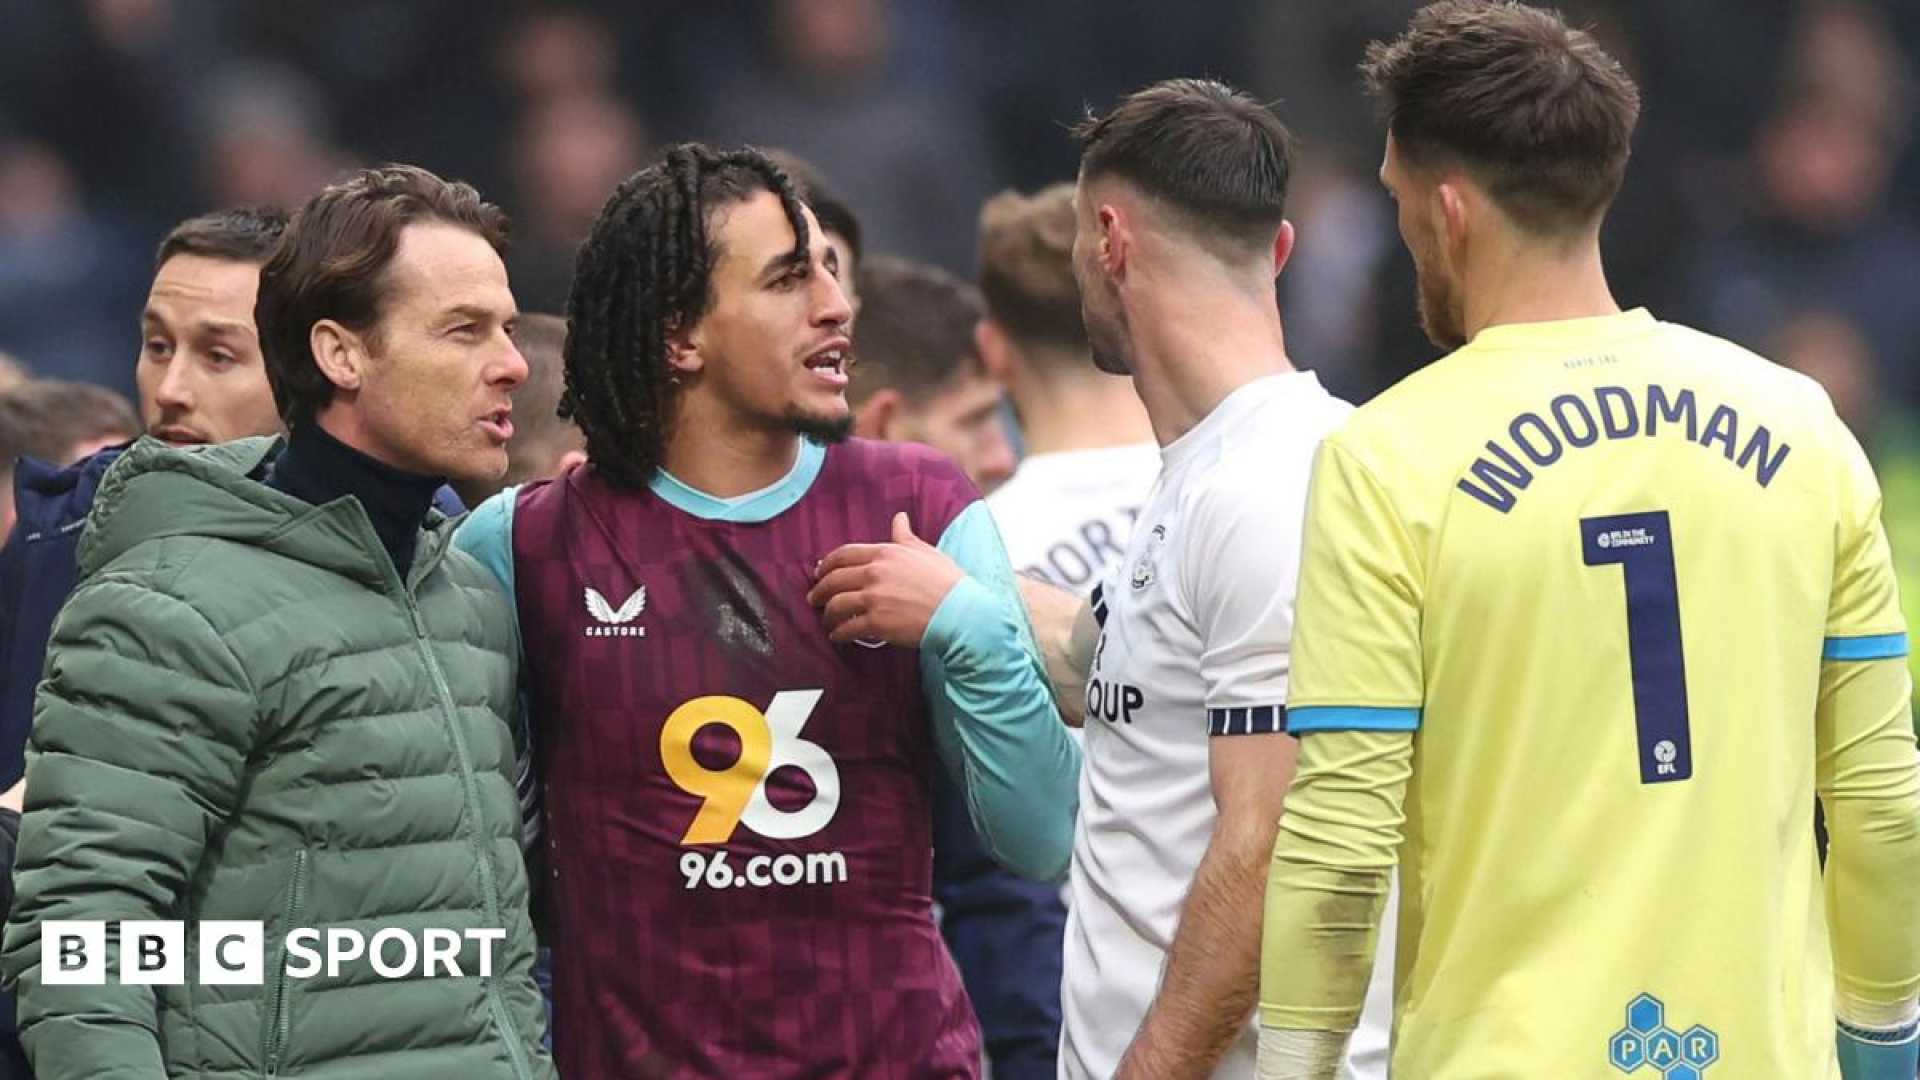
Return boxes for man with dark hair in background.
[851,254,1016,494]
[767,149,865,315]
[1259,4,1920,1078]
[3,165,553,1080]
[1032,78,1389,1078]
[453,312,587,507]
[455,143,1077,1076]
[0,206,291,789]
[0,379,139,542]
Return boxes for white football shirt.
[988,443,1163,595]
[1058,371,1393,1079]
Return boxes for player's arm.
[1115,464,1319,1080]
[811,507,1081,881]
[1255,731,1409,1078]
[1116,732,1297,1079]
[1254,439,1423,1078]
[1018,575,1098,727]
[1817,427,1920,1079]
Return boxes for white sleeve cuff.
[1256,1025,1349,1080]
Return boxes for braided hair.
[559,143,811,490]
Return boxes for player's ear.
[1436,179,1471,256]
[853,389,905,440]
[666,313,702,377]
[1270,220,1297,277]
[975,318,1015,384]
[1098,204,1129,279]
[310,319,367,392]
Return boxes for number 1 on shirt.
[1581,510,1693,784]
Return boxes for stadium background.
[3,0,1919,600]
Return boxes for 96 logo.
[659,690,850,891]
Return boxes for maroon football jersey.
[512,439,984,1078]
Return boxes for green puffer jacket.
[1,437,555,1080]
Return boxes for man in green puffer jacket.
[1,166,554,1080]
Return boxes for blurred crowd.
[0,0,1911,396]
[3,0,1920,622]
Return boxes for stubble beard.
[788,405,853,445]
[1084,301,1132,376]
[1417,263,1468,352]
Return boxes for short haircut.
[977,183,1087,353]
[852,255,986,407]
[256,164,510,426]
[1074,78,1294,260]
[1362,0,1641,232]
[766,149,863,262]
[0,378,140,468]
[154,205,290,270]
[503,312,582,487]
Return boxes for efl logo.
[660,690,850,890]
[42,921,507,985]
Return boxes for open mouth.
[804,341,851,388]
[479,406,514,442]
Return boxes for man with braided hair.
[455,143,1079,1077]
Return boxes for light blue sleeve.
[452,487,518,606]
[451,488,541,853]
[922,500,1082,882]
[1838,1020,1920,1080]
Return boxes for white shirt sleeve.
[1179,464,1307,735]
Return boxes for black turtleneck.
[266,422,446,577]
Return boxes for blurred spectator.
[0,138,150,396]
[453,312,586,507]
[197,64,353,211]
[690,0,999,272]
[1276,157,1402,399]
[509,93,648,313]
[851,255,1015,493]
[496,6,620,103]
[1773,307,1920,720]
[0,379,139,542]
[1690,2,1920,400]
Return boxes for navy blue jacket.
[0,448,124,790]
[0,447,118,1080]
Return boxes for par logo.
[584,585,646,638]
[1609,993,1719,1078]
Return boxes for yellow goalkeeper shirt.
[1260,309,1920,1078]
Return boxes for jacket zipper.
[263,848,309,1079]
[408,601,536,1080]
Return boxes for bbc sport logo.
[42,921,508,985]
